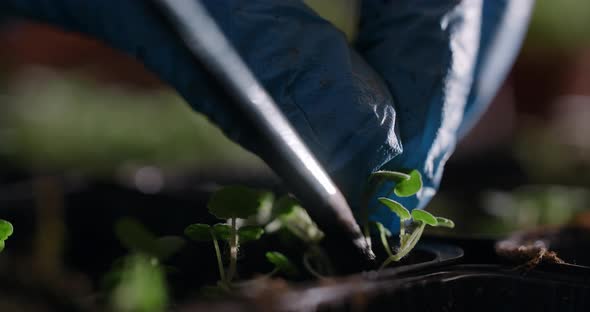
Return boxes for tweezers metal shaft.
[154,0,373,268]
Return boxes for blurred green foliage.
[526,0,590,49]
[111,254,168,312]
[0,72,266,175]
[427,185,590,237]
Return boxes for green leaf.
[111,254,168,312]
[394,170,423,197]
[0,220,13,241]
[411,210,438,226]
[251,192,276,224]
[378,197,411,220]
[266,251,298,276]
[276,204,324,243]
[0,240,4,252]
[184,224,212,242]
[273,195,300,217]
[434,217,455,228]
[115,218,158,254]
[238,226,264,243]
[370,170,410,182]
[207,186,267,219]
[155,236,185,260]
[212,223,232,241]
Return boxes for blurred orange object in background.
[0,22,163,88]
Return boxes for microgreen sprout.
[371,169,423,198]
[362,170,454,269]
[269,195,324,244]
[111,253,168,312]
[269,195,333,278]
[376,198,454,269]
[110,218,183,312]
[362,169,423,247]
[0,219,14,253]
[184,186,267,288]
[115,218,185,262]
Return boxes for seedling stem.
[210,230,226,283]
[227,218,238,281]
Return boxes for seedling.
[269,195,324,244]
[0,219,14,253]
[269,195,332,278]
[111,253,168,312]
[184,186,268,288]
[361,169,454,268]
[362,170,423,246]
[115,218,185,262]
[109,218,183,312]
[376,198,454,269]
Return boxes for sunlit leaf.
[184,224,212,242]
[411,209,438,226]
[434,217,455,228]
[378,197,411,220]
[370,170,410,183]
[0,220,13,241]
[273,195,300,217]
[394,170,422,197]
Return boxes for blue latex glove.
[2,0,533,231]
[357,0,534,230]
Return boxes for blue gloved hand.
[2,0,533,231]
[357,0,534,230]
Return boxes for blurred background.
[0,0,589,262]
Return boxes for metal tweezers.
[154,0,374,270]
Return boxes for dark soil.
[2,176,590,311]
[496,225,590,267]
